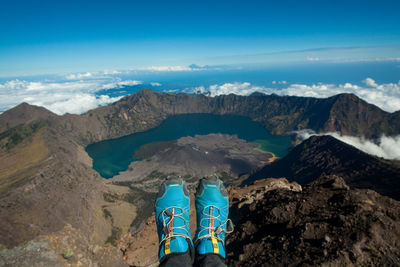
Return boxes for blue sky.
[1,0,399,76]
[0,0,399,118]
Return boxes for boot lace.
[159,206,191,245]
[196,204,233,244]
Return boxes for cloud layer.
[191,78,400,112]
[150,82,162,86]
[141,64,218,72]
[0,78,142,115]
[1,71,399,118]
[296,129,400,160]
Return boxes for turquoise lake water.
[86,114,291,178]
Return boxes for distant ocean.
[0,61,399,114]
[94,61,400,98]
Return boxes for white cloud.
[272,80,287,85]
[151,82,162,87]
[65,72,96,80]
[65,70,125,80]
[363,77,378,88]
[368,57,400,62]
[0,79,143,115]
[209,82,265,96]
[143,66,193,72]
[307,57,320,61]
[190,78,400,112]
[117,80,143,86]
[103,69,121,75]
[140,64,218,72]
[36,94,122,115]
[296,129,400,160]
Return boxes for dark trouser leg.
[160,252,226,267]
[194,254,227,267]
[159,251,193,267]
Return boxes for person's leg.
[194,253,226,267]
[160,251,192,267]
[193,176,233,267]
[155,177,194,267]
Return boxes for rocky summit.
[227,175,400,266]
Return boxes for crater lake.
[86,114,292,178]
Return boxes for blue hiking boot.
[194,176,233,259]
[155,176,194,263]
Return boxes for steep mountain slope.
[0,103,56,133]
[324,93,398,136]
[244,135,400,200]
[0,105,112,249]
[0,224,128,267]
[228,175,400,266]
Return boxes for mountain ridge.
[0,102,57,133]
[3,90,398,146]
[244,135,400,200]
[54,91,400,144]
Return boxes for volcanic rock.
[0,224,128,267]
[227,175,400,266]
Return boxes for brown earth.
[0,118,112,249]
[0,127,49,193]
[0,224,128,267]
